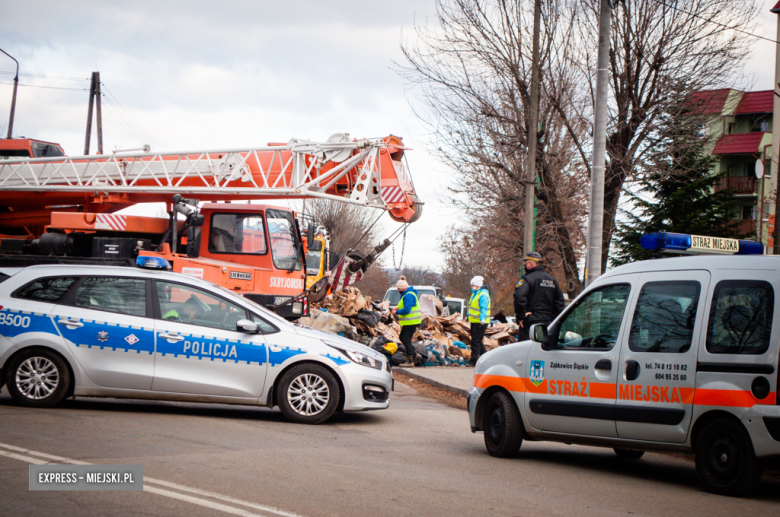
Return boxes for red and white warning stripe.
[331,257,363,291]
[95,214,127,231]
[381,186,406,204]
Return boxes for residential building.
[689,89,773,247]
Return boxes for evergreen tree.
[612,90,744,265]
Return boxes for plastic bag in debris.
[310,312,353,336]
[413,342,429,364]
[356,309,381,328]
[371,336,398,357]
[452,340,468,350]
[390,351,407,366]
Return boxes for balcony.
[714,176,757,194]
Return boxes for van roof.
[601,255,780,280]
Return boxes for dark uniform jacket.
[513,265,565,326]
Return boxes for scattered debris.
[307,286,520,367]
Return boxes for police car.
[468,235,780,496]
[0,258,392,424]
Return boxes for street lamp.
[0,47,19,139]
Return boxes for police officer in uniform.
[514,252,565,341]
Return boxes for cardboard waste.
[306,286,520,367]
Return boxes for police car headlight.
[324,342,382,370]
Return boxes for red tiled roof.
[686,89,731,115]
[735,90,774,114]
[712,132,766,155]
[772,1,780,14]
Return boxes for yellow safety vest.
[398,291,422,326]
[468,290,491,324]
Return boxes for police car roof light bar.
[136,256,171,270]
[640,232,762,255]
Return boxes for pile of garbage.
[297,286,520,367]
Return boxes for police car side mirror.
[236,319,258,334]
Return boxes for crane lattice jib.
[0,135,422,225]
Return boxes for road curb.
[394,368,470,397]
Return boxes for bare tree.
[555,0,757,270]
[398,0,589,297]
[299,199,385,259]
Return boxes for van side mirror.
[531,324,548,346]
[236,319,258,334]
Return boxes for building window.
[742,205,755,220]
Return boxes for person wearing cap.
[391,276,421,366]
[514,251,565,341]
[468,276,491,366]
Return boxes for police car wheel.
[6,348,71,408]
[613,448,644,460]
[695,418,762,497]
[483,391,523,458]
[277,363,340,425]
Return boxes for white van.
[468,255,780,496]
[382,285,445,308]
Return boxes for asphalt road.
[0,382,778,517]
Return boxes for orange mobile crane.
[0,134,422,317]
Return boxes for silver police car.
[0,261,392,424]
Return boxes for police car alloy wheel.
[695,418,763,497]
[7,348,71,408]
[277,363,340,424]
[484,391,523,457]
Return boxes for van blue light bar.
[136,255,171,269]
[640,232,762,255]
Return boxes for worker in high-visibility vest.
[391,275,422,366]
[468,275,491,366]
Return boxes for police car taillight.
[136,256,171,270]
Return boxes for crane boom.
[0,134,422,228]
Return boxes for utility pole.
[84,71,103,155]
[523,0,542,259]
[771,2,780,254]
[585,0,612,286]
[95,72,103,154]
[0,48,19,139]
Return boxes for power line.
[651,0,780,45]
[0,80,87,92]
[0,70,89,82]
[100,82,164,150]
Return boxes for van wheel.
[6,348,71,408]
[277,363,340,425]
[483,391,523,457]
[695,418,762,496]
[614,448,644,460]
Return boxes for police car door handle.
[159,332,184,342]
[595,359,612,371]
[58,319,83,329]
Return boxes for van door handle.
[58,319,83,329]
[595,359,611,371]
[159,333,184,342]
[625,360,640,381]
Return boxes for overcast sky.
[2,1,780,272]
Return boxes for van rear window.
[706,280,773,355]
